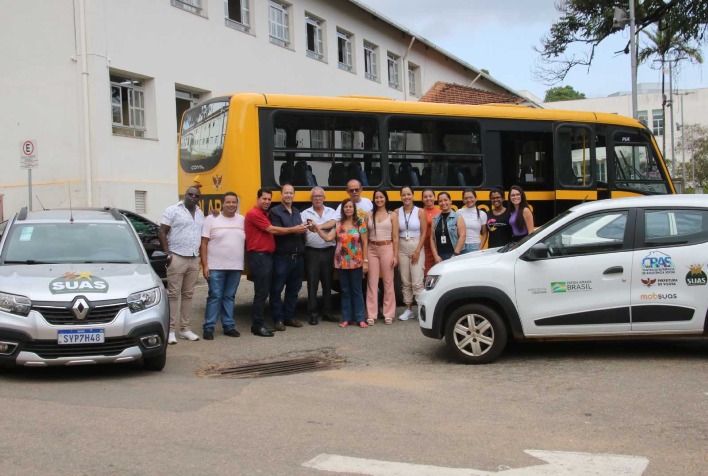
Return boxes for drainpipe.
[402,36,416,100]
[77,0,93,206]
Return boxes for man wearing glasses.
[158,186,205,344]
[335,179,373,221]
[302,187,338,325]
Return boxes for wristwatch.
[363,259,369,263]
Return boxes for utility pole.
[629,0,638,119]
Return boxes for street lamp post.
[676,91,693,188]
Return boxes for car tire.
[143,349,166,371]
[444,304,507,364]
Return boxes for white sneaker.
[178,330,200,341]
[398,309,413,321]
[168,332,177,345]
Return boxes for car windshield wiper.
[81,260,133,264]
[3,260,56,265]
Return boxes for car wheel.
[444,304,507,364]
[143,349,166,371]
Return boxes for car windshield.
[497,210,572,253]
[1,222,144,264]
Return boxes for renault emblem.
[72,297,90,320]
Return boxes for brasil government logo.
[551,280,592,293]
[685,264,707,286]
[49,272,109,294]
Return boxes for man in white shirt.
[335,179,373,222]
[200,192,245,340]
[158,186,205,344]
[302,187,338,325]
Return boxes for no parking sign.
[20,139,38,169]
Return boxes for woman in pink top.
[365,189,399,325]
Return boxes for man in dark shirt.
[245,187,307,337]
[269,183,308,331]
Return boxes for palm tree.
[638,24,703,167]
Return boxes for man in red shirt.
[245,188,307,336]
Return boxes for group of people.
[157,180,534,342]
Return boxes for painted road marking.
[303,450,649,475]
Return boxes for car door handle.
[603,266,623,275]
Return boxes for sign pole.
[28,169,33,211]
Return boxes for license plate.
[57,329,105,344]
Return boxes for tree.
[534,0,708,84]
[544,85,587,102]
[676,124,708,189]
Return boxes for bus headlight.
[128,288,160,313]
[424,275,441,291]
[0,292,32,317]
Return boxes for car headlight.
[127,287,160,313]
[424,275,441,291]
[0,292,32,317]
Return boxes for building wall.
[0,0,514,221]
[544,87,708,186]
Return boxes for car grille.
[33,302,126,325]
[22,337,137,359]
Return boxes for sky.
[356,0,708,100]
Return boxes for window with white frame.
[225,0,249,31]
[364,41,378,81]
[305,14,324,60]
[387,52,400,89]
[111,74,147,138]
[652,109,664,136]
[408,62,420,96]
[637,110,648,127]
[337,29,353,72]
[171,0,206,17]
[268,1,290,47]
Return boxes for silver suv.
[0,208,169,370]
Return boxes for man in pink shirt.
[200,192,246,340]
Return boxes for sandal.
[339,321,349,328]
[359,321,368,328]
[384,317,393,325]
[366,318,375,326]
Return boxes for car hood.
[428,247,508,275]
[0,263,159,301]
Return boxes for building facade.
[543,84,708,190]
[0,0,524,221]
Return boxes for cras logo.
[49,272,109,294]
[686,264,707,286]
[641,251,675,275]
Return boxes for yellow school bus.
[177,93,675,221]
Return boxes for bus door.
[553,124,597,216]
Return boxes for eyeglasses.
[347,188,361,193]
[186,192,201,198]
[312,195,325,199]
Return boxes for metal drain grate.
[204,353,345,379]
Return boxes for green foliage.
[544,85,587,102]
[676,124,708,188]
[534,0,708,83]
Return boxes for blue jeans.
[438,251,455,261]
[203,269,242,332]
[270,254,304,323]
[339,267,365,323]
[248,252,272,330]
[462,243,480,254]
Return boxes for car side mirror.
[521,243,548,261]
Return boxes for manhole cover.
[202,350,346,379]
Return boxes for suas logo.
[640,293,677,300]
[49,272,109,294]
[685,264,707,286]
[641,251,675,275]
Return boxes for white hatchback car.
[418,195,708,364]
